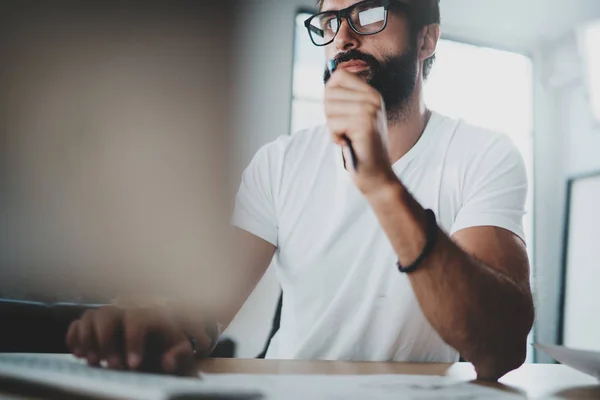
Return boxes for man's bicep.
[450,134,528,242]
[234,227,276,273]
[451,226,530,287]
[218,228,276,326]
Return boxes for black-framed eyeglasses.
[304,0,411,47]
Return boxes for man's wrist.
[364,178,406,211]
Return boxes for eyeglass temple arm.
[305,22,324,38]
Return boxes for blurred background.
[1,0,600,363]
[0,1,235,315]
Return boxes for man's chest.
[274,164,444,282]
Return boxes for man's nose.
[333,19,360,52]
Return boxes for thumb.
[162,338,195,376]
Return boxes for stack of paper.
[537,343,600,380]
[201,373,523,399]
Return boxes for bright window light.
[579,20,600,122]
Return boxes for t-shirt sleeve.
[231,138,287,247]
[450,134,528,242]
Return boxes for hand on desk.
[65,305,217,375]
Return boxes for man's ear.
[418,24,440,62]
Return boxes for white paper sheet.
[0,354,526,399]
[536,343,600,380]
[201,373,523,399]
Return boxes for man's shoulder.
[442,116,522,165]
[244,124,329,179]
[257,124,329,161]
[282,123,328,147]
[452,119,513,149]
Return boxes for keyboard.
[0,354,262,399]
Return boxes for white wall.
[224,0,316,358]
[563,81,600,177]
[441,0,600,52]
[533,30,600,361]
[530,41,568,362]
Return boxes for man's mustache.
[333,50,380,69]
[324,50,380,83]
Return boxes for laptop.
[0,353,262,400]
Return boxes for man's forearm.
[366,181,534,380]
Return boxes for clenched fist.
[324,68,395,195]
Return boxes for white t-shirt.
[232,111,527,362]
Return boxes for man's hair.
[316,0,441,79]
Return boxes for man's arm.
[324,68,533,381]
[367,183,534,381]
[164,227,276,359]
[66,228,275,373]
[215,228,277,330]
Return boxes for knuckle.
[367,104,378,116]
[100,305,120,316]
[374,94,383,109]
[350,103,361,114]
[357,119,371,132]
[359,108,373,121]
[79,324,93,348]
[67,320,79,333]
[101,306,123,324]
[123,314,139,339]
[362,102,377,116]
[81,309,96,322]
[95,325,113,350]
[124,312,151,341]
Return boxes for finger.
[327,69,375,92]
[94,307,124,369]
[328,117,350,146]
[66,320,82,357]
[161,338,194,376]
[324,87,381,109]
[79,312,100,366]
[327,114,374,143]
[123,311,149,370]
[324,99,378,120]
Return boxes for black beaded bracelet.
[397,209,438,274]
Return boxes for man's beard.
[323,47,418,122]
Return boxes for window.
[423,41,534,263]
[579,20,600,122]
[291,13,328,134]
[291,11,535,361]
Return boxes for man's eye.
[327,18,339,32]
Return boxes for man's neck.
[385,88,431,165]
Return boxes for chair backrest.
[256,292,283,359]
[0,299,89,353]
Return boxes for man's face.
[321,0,419,118]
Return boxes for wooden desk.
[199,359,600,399]
[0,358,598,399]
